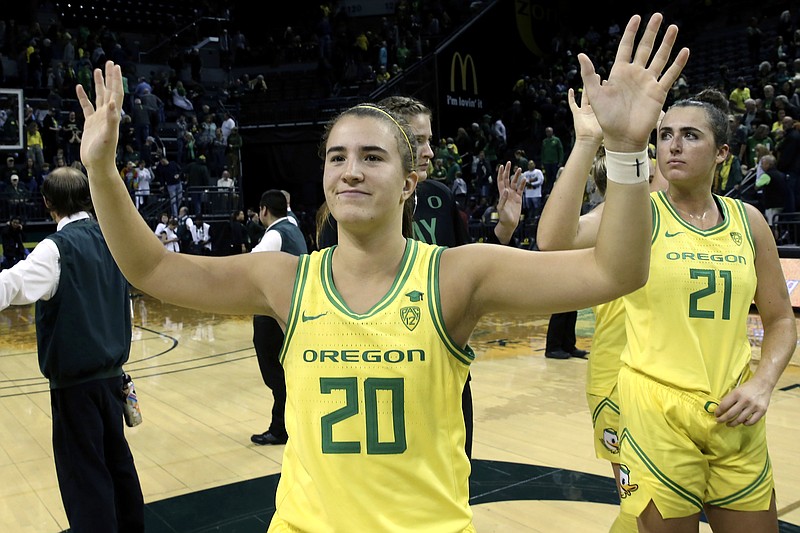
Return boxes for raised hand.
[493,161,524,244]
[568,88,602,145]
[76,61,125,171]
[577,13,689,152]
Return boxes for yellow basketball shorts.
[587,387,622,463]
[616,365,773,519]
[268,513,477,532]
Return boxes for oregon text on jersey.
[302,349,427,363]
[664,251,747,264]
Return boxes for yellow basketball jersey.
[588,297,627,397]
[621,192,757,397]
[271,239,474,532]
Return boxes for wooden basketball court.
[1,294,799,532]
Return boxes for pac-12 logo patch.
[730,231,742,246]
[400,306,420,331]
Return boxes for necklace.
[666,191,718,226]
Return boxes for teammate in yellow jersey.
[540,84,795,532]
[537,88,667,533]
[76,13,687,532]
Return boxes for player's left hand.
[715,377,772,427]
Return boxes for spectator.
[521,159,544,221]
[171,80,194,112]
[746,16,764,64]
[776,117,800,212]
[451,170,468,207]
[540,126,564,196]
[775,94,800,121]
[154,155,183,217]
[245,207,265,250]
[158,217,181,252]
[756,154,789,229]
[174,114,188,163]
[220,111,236,143]
[1,216,27,269]
[713,151,744,196]
[729,114,749,162]
[197,113,217,155]
[209,128,227,176]
[191,214,212,255]
[184,154,211,215]
[139,87,164,129]
[26,121,45,170]
[222,209,249,255]
[62,110,82,165]
[129,98,151,152]
[188,48,203,83]
[729,77,751,114]
[429,157,447,182]
[40,108,62,167]
[471,149,493,202]
[744,124,775,169]
[134,159,153,210]
[0,155,18,190]
[6,174,30,214]
[141,136,160,168]
[20,157,42,193]
[118,160,138,199]
[226,127,242,179]
[133,75,152,98]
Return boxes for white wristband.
[605,149,650,184]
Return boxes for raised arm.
[491,161,525,244]
[76,62,295,318]
[579,12,687,290]
[440,13,689,345]
[536,88,604,250]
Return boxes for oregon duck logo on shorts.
[618,464,639,498]
[601,428,620,454]
[730,231,742,246]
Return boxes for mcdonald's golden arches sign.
[450,52,478,95]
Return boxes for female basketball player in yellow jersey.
[537,88,667,533]
[76,13,688,532]
[620,88,795,533]
[541,86,796,532]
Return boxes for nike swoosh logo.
[302,311,329,322]
[665,231,684,238]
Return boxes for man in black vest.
[0,167,144,531]
[250,189,308,445]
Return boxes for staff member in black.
[250,189,309,445]
[0,167,144,532]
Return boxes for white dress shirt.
[251,216,292,253]
[192,222,212,251]
[0,212,91,308]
